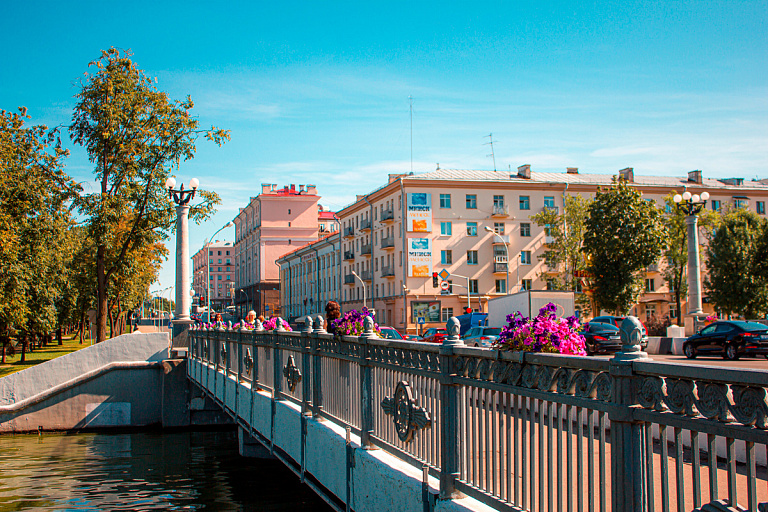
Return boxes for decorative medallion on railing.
[637,376,768,429]
[381,381,432,442]
[453,357,612,401]
[243,348,253,375]
[283,355,302,392]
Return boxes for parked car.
[403,334,422,341]
[683,321,768,360]
[421,328,447,344]
[582,322,622,355]
[462,326,502,347]
[590,315,648,350]
[379,326,405,340]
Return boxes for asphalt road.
[594,352,768,370]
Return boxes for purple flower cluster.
[328,307,381,336]
[493,303,586,356]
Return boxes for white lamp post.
[205,221,234,321]
[484,226,510,294]
[166,176,199,338]
[351,270,367,310]
[673,190,710,317]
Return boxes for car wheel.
[683,343,696,359]
[724,343,739,361]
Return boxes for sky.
[2,0,767,295]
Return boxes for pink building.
[192,240,234,314]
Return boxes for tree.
[660,193,719,324]
[582,179,667,315]
[530,194,594,315]
[70,48,228,343]
[704,208,768,319]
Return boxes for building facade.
[192,240,235,314]
[334,167,768,335]
[232,184,320,319]
[276,232,342,322]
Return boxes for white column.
[685,214,703,315]
[174,204,193,324]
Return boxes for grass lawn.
[0,334,93,379]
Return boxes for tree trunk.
[57,327,63,345]
[20,334,27,362]
[96,243,109,343]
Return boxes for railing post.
[439,317,465,500]
[312,316,326,418]
[360,315,378,449]
[301,316,313,414]
[610,316,649,512]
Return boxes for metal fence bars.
[188,317,768,512]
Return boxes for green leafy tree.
[530,194,594,315]
[583,179,667,315]
[70,48,228,343]
[704,208,768,318]
[660,193,720,324]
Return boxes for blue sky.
[2,0,767,295]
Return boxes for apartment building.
[335,166,768,335]
[232,184,320,319]
[192,240,235,313]
[276,231,342,322]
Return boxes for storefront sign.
[407,193,432,232]
[407,238,432,277]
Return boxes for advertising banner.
[412,301,441,323]
[407,238,432,277]
[407,192,432,232]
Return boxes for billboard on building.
[411,301,441,323]
[407,193,432,232]
[407,238,432,277]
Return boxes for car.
[379,326,405,340]
[590,315,648,350]
[462,326,502,347]
[421,328,447,343]
[683,321,768,360]
[582,322,622,355]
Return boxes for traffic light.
[464,307,472,315]
[432,272,439,288]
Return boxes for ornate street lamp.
[166,176,199,339]
[673,190,710,318]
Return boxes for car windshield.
[590,323,619,332]
[484,328,502,336]
[379,328,403,340]
[733,321,768,331]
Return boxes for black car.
[590,315,648,350]
[582,322,622,355]
[683,321,768,360]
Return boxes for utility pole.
[484,133,497,171]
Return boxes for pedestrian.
[325,300,341,322]
[245,310,257,327]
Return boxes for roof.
[318,211,336,220]
[276,231,339,262]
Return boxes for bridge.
[188,316,768,512]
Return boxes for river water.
[0,429,333,511]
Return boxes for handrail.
[0,361,166,414]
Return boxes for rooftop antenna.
[409,95,413,174]
[484,133,497,171]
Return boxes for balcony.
[360,270,372,282]
[492,204,509,217]
[382,265,395,278]
[360,244,372,256]
[494,256,508,274]
[381,235,395,249]
[545,235,555,244]
[647,263,659,273]
[381,208,395,222]
[360,218,372,231]
[344,274,356,285]
[542,205,559,214]
[489,234,510,244]
[343,250,355,261]
[344,226,355,238]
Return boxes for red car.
[420,328,447,343]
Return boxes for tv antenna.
[484,133,497,171]
[409,96,413,174]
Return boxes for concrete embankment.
[0,332,228,433]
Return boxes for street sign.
[438,269,450,280]
[417,317,426,325]
[440,280,450,291]
[265,305,270,311]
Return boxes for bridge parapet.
[188,319,768,512]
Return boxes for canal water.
[0,429,333,511]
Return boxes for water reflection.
[0,430,332,511]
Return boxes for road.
[593,352,768,370]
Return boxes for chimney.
[517,164,531,179]
[688,170,703,184]
[356,194,366,202]
[566,167,579,174]
[290,184,296,192]
[619,167,634,182]
[299,184,305,193]
[261,184,272,194]
[306,185,317,195]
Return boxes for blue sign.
[417,317,426,324]
[265,305,270,311]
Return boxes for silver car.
[463,326,502,347]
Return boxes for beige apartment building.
[335,166,768,335]
[192,240,235,314]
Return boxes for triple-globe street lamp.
[673,190,710,319]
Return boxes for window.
[493,195,504,207]
[493,222,504,235]
[226,275,231,280]
[734,197,748,209]
[467,250,478,265]
[520,223,531,237]
[544,196,555,208]
[469,280,479,294]
[218,259,222,264]
[758,201,766,215]
[466,222,477,236]
[466,194,477,209]
[218,267,222,272]
[575,280,583,293]
[521,251,531,265]
[645,279,655,292]
[546,280,555,290]
[519,196,530,210]
[645,304,656,321]
[711,200,721,211]
[669,303,678,320]
[440,221,452,236]
[441,250,452,265]
[521,279,532,291]
[209,250,213,256]
[218,251,222,256]
[440,194,451,208]
[441,307,454,322]
[495,279,507,293]
[226,259,231,264]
